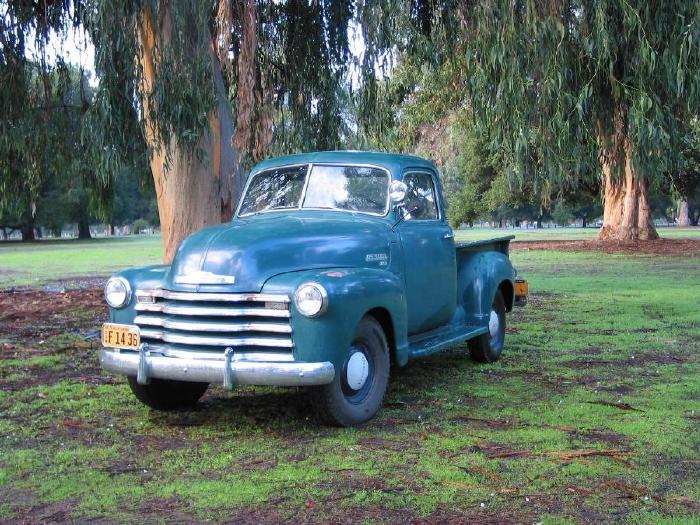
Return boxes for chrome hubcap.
[346,351,370,390]
[489,310,500,337]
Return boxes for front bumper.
[99,347,335,388]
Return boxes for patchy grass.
[0,241,698,522]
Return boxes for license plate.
[515,279,529,296]
[102,323,140,350]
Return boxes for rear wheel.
[311,316,390,426]
[468,289,506,363]
[127,377,209,410]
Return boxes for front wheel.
[127,377,209,410]
[468,289,506,363]
[311,316,390,427]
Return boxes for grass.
[1,226,698,288]
[0,235,164,287]
[0,232,699,522]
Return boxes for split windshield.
[238,164,389,216]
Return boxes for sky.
[24,24,96,83]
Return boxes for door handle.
[443,232,454,239]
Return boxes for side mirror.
[392,202,422,229]
[389,180,407,204]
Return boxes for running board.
[407,324,488,359]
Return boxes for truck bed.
[455,235,515,256]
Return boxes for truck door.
[397,170,457,335]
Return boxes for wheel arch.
[498,279,514,312]
[365,307,398,366]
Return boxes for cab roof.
[250,150,436,179]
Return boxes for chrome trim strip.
[134,303,291,318]
[136,290,290,303]
[139,329,294,348]
[99,349,334,387]
[173,272,236,285]
[134,315,292,334]
[141,344,295,362]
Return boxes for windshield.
[238,164,389,216]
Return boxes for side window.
[403,172,439,220]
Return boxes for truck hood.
[166,212,394,292]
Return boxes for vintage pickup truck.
[100,151,527,426]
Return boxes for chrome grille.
[134,290,293,360]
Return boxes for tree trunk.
[107,223,115,236]
[21,221,35,241]
[77,219,92,239]
[677,198,690,227]
[598,142,659,241]
[137,6,244,264]
[582,216,587,228]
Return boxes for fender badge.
[174,271,236,285]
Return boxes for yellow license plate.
[515,279,528,296]
[102,323,141,350]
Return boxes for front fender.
[262,268,408,369]
[457,250,515,326]
[108,265,170,324]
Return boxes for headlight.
[104,277,131,309]
[294,282,328,318]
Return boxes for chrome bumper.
[99,347,335,388]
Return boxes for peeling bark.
[598,141,659,241]
[137,6,243,264]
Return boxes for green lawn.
[0,240,698,522]
[1,226,698,288]
[0,236,164,287]
[455,225,700,242]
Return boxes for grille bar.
[134,289,294,356]
[134,315,292,334]
[135,303,290,318]
[136,289,290,303]
[139,329,294,348]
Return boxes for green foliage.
[462,1,700,187]
[131,218,150,234]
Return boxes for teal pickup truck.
[100,151,527,426]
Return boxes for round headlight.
[104,277,131,309]
[294,282,328,318]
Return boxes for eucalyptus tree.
[462,0,700,240]
[86,0,356,261]
[2,0,354,258]
[358,0,700,241]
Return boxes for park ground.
[0,228,699,523]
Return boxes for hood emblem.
[174,271,236,285]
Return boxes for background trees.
[1,0,699,248]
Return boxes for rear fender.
[262,268,408,369]
[456,250,515,326]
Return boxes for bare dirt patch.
[512,238,700,256]
[0,288,105,340]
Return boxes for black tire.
[311,316,390,427]
[468,289,506,363]
[127,377,209,410]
